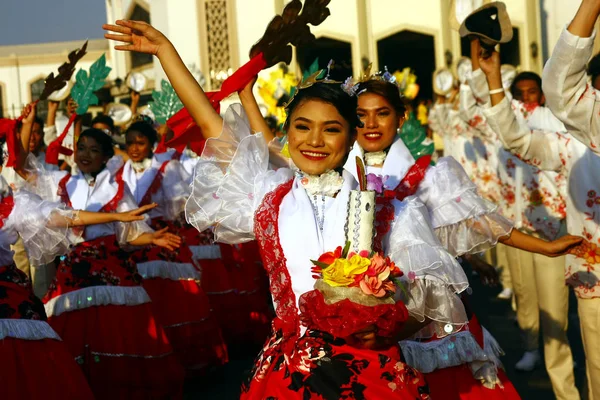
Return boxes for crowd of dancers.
[4,0,600,399]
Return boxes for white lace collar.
[131,158,152,174]
[364,150,387,166]
[296,169,344,197]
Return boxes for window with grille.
[30,78,48,122]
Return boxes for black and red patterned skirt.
[0,264,94,399]
[42,236,185,399]
[241,319,430,400]
[130,217,228,374]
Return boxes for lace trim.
[0,319,61,341]
[137,260,201,281]
[399,327,503,373]
[190,244,222,260]
[253,179,300,345]
[44,286,151,318]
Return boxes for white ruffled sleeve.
[185,104,293,244]
[416,157,513,258]
[7,189,80,267]
[387,197,469,338]
[115,187,154,245]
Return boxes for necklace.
[309,194,326,235]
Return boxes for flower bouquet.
[298,158,409,340]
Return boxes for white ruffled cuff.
[8,190,81,267]
[433,192,514,257]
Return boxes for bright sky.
[0,0,107,46]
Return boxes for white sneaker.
[496,287,513,300]
[515,350,542,372]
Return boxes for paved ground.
[186,266,589,399]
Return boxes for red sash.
[115,160,170,207]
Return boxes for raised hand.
[20,103,36,124]
[103,20,170,56]
[115,203,157,222]
[151,227,182,251]
[478,49,501,78]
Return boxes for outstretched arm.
[66,203,158,226]
[104,20,223,139]
[128,227,182,251]
[568,0,600,38]
[498,229,583,259]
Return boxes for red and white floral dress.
[183,104,483,399]
[28,160,185,399]
[0,179,95,399]
[344,137,520,399]
[118,152,228,373]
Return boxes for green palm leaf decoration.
[289,57,321,99]
[71,54,111,115]
[400,112,435,163]
[148,80,184,124]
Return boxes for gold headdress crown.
[284,60,344,109]
[342,64,420,100]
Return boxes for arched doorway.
[377,30,436,100]
[296,37,353,81]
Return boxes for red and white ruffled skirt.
[131,218,228,374]
[43,236,185,399]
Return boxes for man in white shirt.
[481,42,600,400]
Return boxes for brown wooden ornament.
[39,41,89,101]
[249,0,331,67]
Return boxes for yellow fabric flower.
[344,255,371,277]
[322,259,354,287]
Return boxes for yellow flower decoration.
[344,254,371,277]
[322,259,355,287]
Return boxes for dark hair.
[125,121,158,147]
[284,82,362,131]
[92,114,115,132]
[588,52,600,84]
[510,72,542,98]
[356,80,407,116]
[78,128,115,158]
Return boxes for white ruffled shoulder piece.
[387,196,469,338]
[186,104,293,244]
[416,157,513,257]
[7,188,80,267]
[400,327,504,388]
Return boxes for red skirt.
[131,220,228,373]
[49,303,184,399]
[425,365,521,400]
[241,322,431,400]
[219,242,273,346]
[0,337,95,400]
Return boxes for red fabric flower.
[298,289,408,339]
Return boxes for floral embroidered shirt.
[484,96,600,299]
